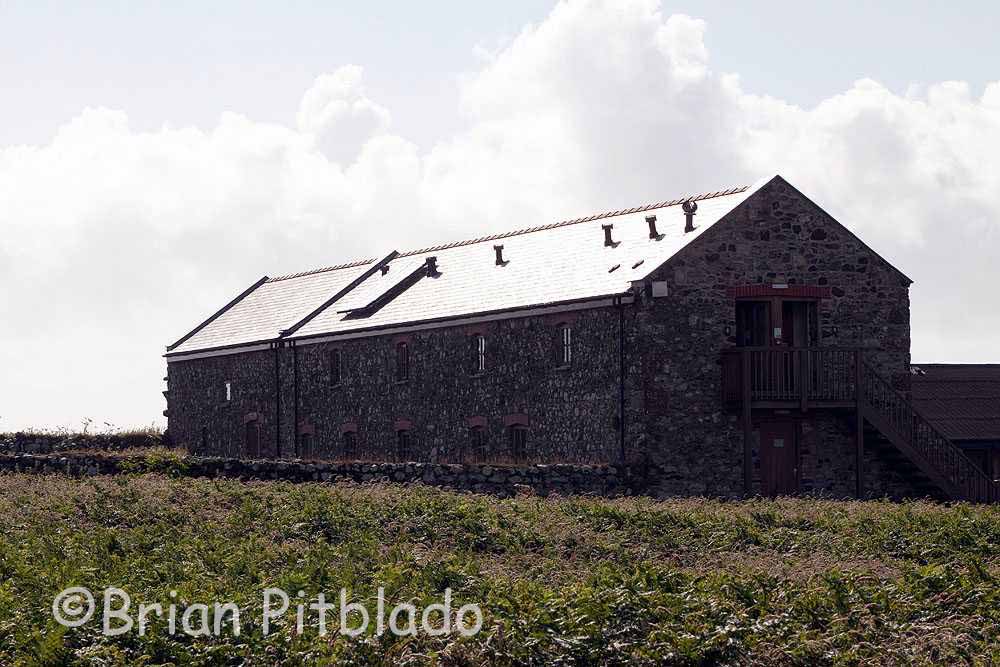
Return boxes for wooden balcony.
[722,346,861,410]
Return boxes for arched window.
[395,341,410,381]
[300,431,314,460]
[468,425,486,463]
[342,430,357,460]
[471,333,486,374]
[557,324,572,367]
[244,419,261,459]
[396,429,411,462]
[508,425,528,463]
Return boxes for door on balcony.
[736,301,769,347]
[759,420,798,495]
[780,301,818,347]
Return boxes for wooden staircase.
[722,347,999,502]
[860,361,998,503]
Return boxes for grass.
[0,473,997,665]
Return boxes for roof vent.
[425,256,439,276]
[646,215,660,239]
[682,201,698,233]
[380,264,390,275]
[494,244,508,266]
[602,224,617,247]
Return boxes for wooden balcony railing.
[722,347,859,407]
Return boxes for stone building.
[164,175,998,501]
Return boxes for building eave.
[164,291,634,363]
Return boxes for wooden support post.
[742,349,753,495]
[799,349,808,413]
[855,348,864,499]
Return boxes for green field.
[0,472,998,666]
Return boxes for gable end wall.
[630,177,914,497]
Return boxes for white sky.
[1,0,999,431]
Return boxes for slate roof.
[167,181,762,356]
[911,365,1000,441]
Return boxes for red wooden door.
[759,421,798,496]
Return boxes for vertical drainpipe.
[617,295,626,463]
[273,342,281,458]
[293,342,299,459]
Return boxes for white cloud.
[1,0,998,430]
[296,65,392,164]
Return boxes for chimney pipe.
[425,256,439,276]
[646,215,659,239]
[682,201,698,233]
[602,224,615,247]
[494,244,506,265]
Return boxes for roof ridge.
[267,258,377,283]
[398,185,749,258]
[266,183,749,281]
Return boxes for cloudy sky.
[1,0,999,431]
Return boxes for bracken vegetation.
[0,473,997,666]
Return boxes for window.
[244,420,260,458]
[396,429,411,462]
[330,349,342,385]
[471,334,486,374]
[468,425,486,463]
[557,324,572,367]
[509,425,527,462]
[342,430,357,460]
[225,382,232,401]
[395,342,410,381]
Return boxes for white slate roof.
[167,181,760,356]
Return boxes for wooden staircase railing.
[860,361,998,503]
[721,346,999,502]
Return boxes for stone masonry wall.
[0,451,935,501]
[168,306,634,465]
[0,452,639,497]
[632,176,916,498]
[167,348,281,458]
